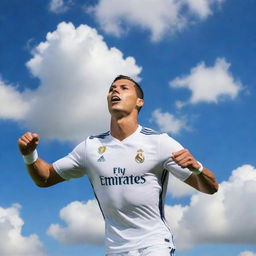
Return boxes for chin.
[111,108,123,113]
[110,107,128,116]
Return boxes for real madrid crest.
[98,146,106,154]
[135,149,145,163]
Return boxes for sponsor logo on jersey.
[97,155,105,162]
[135,149,145,163]
[97,146,107,162]
[99,167,146,186]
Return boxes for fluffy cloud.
[238,251,256,256]
[151,109,187,134]
[0,80,29,120]
[47,200,104,245]
[185,0,224,19]
[0,22,141,142]
[49,0,70,13]
[170,58,242,107]
[0,204,46,256]
[88,0,184,42]
[166,164,256,250]
[88,0,225,42]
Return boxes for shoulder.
[139,126,183,150]
[140,126,162,136]
[140,126,178,142]
[88,131,110,140]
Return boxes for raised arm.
[18,132,65,187]
[172,149,219,194]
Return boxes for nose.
[111,87,120,95]
[113,87,120,93]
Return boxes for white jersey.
[53,125,192,253]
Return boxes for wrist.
[191,161,204,175]
[22,150,38,165]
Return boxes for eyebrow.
[110,83,130,87]
[109,83,132,90]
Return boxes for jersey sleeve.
[158,133,192,181]
[53,140,87,180]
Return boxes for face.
[107,79,144,116]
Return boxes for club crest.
[98,146,106,154]
[135,149,145,163]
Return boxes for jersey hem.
[105,241,176,254]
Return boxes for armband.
[191,161,203,175]
[23,150,38,165]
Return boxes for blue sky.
[1,0,256,255]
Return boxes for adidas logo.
[97,155,105,162]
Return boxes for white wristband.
[191,161,204,175]
[23,150,38,165]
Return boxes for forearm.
[26,157,52,187]
[187,168,219,194]
[19,132,65,187]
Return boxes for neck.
[110,113,139,141]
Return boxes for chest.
[86,141,161,179]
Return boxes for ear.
[136,98,144,108]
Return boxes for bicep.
[52,141,87,180]
[44,165,65,187]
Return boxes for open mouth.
[111,95,121,103]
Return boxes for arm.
[18,132,65,187]
[172,149,219,194]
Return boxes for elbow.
[207,182,219,195]
[36,183,49,188]
[34,179,51,188]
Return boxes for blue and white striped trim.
[88,177,105,220]
[140,127,161,135]
[89,131,110,139]
[170,248,175,256]
[159,169,169,222]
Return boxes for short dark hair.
[112,75,144,100]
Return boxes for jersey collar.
[110,125,142,143]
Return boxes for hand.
[18,132,39,155]
[172,149,201,171]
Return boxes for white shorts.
[106,245,175,256]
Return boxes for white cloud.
[47,200,104,245]
[238,251,256,256]
[88,0,185,42]
[166,164,256,250]
[49,0,70,13]
[0,80,29,120]
[170,58,242,107]
[151,109,187,134]
[0,22,141,142]
[88,0,225,42]
[185,0,212,18]
[185,0,224,19]
[0,204,46,256]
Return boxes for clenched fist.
[18,132,39,155]
[172,149,201,171]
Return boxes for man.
[18,75,218,256]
